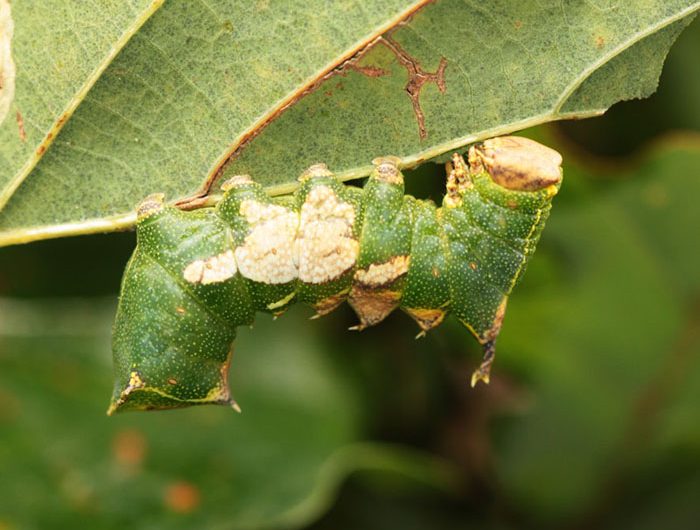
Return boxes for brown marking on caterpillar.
[381,35,447,140]
[404,307,446,332]
[183,250,237,285]
[348,256,410,328]
[485,297,508,343]
[175,306,186,315]
[167,378,178,385]
[349,287,402,330]
[471,297,508,387]
[470,136,562,192]
[312,292,347,318]
[471,339,495,387]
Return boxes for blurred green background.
[1,17,699,530]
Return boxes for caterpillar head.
[469,136,562,192]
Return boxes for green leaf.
[492,134,700,522]
[0,0,427,245]
[0,299,454,529]
[0,0,164,211]
[0,1,698,247]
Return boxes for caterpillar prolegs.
[108,136,562,414]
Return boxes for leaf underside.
[0,0,698,246]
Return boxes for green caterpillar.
[108,136,562,414]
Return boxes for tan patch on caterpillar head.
[295,186,358,284]
[235,200,298,284]
[183,250,237,285]
[0,0,15,126]
[469,136,562,192]
[354,256,410,287]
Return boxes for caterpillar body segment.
[109,136,562,414]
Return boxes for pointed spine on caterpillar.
[108,136,562,414]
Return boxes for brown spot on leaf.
[514,20,522,29]
[186,0,436,203]
[15,110,25,141]
[346,62,391,78]
[595,35,605,48]
[381,36,447,140]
